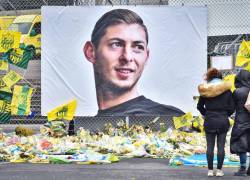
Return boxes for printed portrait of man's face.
[86,23,149,93]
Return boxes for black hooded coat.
[230,70,250,154]
[197,80,235,134]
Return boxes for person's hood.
[198,81,232,98]
[235,69,250,89]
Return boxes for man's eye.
[111,42,122,48]
[135,45,145,51]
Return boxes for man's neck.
[97,89,140,110]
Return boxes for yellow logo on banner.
[9,48,23,64]
[2,70,22,88]
[56,106,68,119]
[0,30,21,52]
[0,60,8,71]
[0,99,10,113]
[0,78,11,93]
[173,112,193,129]
[11,85,34,115]
[192,116,204,132]
[235,40,250,67]
[47,100,77,121]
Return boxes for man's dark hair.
[91,9,148,48]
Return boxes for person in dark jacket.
[230,69,250,176]
[197,68,235,177]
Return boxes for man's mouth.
[115,68,135,79]
[115,68,135,73]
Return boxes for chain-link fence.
[0,0,249,132]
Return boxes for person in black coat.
[197,68,235,177]
[230,69,250,176]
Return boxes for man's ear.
[83,41,96,64]
[146,49,150,63]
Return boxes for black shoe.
[234,167,247,176]
[247,167,250,176]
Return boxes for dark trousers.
[239,153,247,167]
[205,132,227,170]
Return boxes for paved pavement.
[0,158,247,180]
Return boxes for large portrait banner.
[41,6,207,116]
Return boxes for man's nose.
[119,46,133,63]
